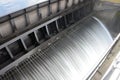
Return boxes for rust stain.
[102,0,120,3]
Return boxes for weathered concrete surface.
[92,2,120,79]
[101,0,120,4]
[91,39,120,80]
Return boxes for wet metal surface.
[94,1,120,38]
[0,17,113,80]
[92,34,120,80]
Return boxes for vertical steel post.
[24,9,30,26]
[6,47,14,59]
[48,0,51,16]
[65,0,69,9]
[9,15,17,33]
[57,0,60,12]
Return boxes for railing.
[0,0,94,71]
[0,0,91,40]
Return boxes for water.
[0,17,113,80]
